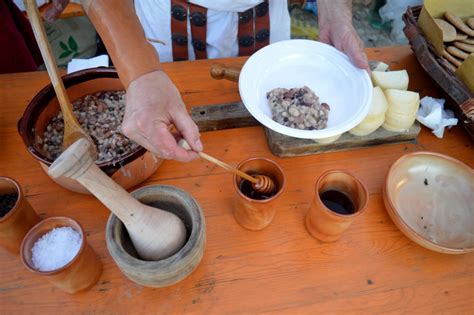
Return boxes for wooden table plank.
[0,46,473,314]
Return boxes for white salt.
[31,227,82,272]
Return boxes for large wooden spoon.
[48,138,187,261]
[24,0,96,155]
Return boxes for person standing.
[46,0,369,162]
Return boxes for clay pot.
[233,157,286,230]
[0,177,40,254]
[305,170,368,242]
[21,217,102,294]
[17,68,162,194]
[106,185,206,288]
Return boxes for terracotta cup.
[21,217,102,294]
[305,170,368,242]
[0,177,40,253]
[233,157,286,230]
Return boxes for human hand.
[122,71,202,162]
[318,0,369,70]
[44,0,70,22]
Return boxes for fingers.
[148,124,199,162]
[318,25,369,71]
[44,0,69,22]
[123,70,201,162]
[345,34,370,70]
[172,108,203,152]
[317,29,332,45]
[122,118,198,163]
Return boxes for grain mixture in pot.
[267,86,330,130]
[42,91,139,163]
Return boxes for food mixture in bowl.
[267,86,330,130]
[41,91,139,163]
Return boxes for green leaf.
[68,36,78,51]
[59,41,68,51]
[72,52,80,58]
[59,50,73,59]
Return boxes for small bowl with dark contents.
[18,68,162,194]
[0,177,40,253]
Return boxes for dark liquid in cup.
[0,193,18,218]
[239,178,277,200]
[320,190,355,215]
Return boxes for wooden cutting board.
[190,102,421,157]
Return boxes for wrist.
[128,70,165,90]
[318,0,352,28]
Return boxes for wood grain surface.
[0,46,473,314]
[190,102,421,157]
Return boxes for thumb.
[172,109,203,152]
[346,36,369,70]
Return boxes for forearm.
[81,0,162,88]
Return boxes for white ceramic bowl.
[239,39,372,139]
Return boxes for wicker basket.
[403,6,474,140]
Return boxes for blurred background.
[3,0,423,73]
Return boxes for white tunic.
[135,0,291,62]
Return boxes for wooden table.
[0,46,473,314]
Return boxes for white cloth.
[67,55,109,74]
[134,0,291,62]
[416,97,458,139]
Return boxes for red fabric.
[0,0,43,73]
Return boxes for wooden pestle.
[48,139,187,261]
[178,139,276,195]
[24,0,96,155]
[210,63,242,82]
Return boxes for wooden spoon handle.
[210,63,241,82]
[24,1,77,127]
[198,152,258,183]
[24,0,95,153]
[178,139,258,184]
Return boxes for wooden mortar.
[105,185,206,287]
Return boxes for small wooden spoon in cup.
[179,139,276,195]
[24,0,96,156]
